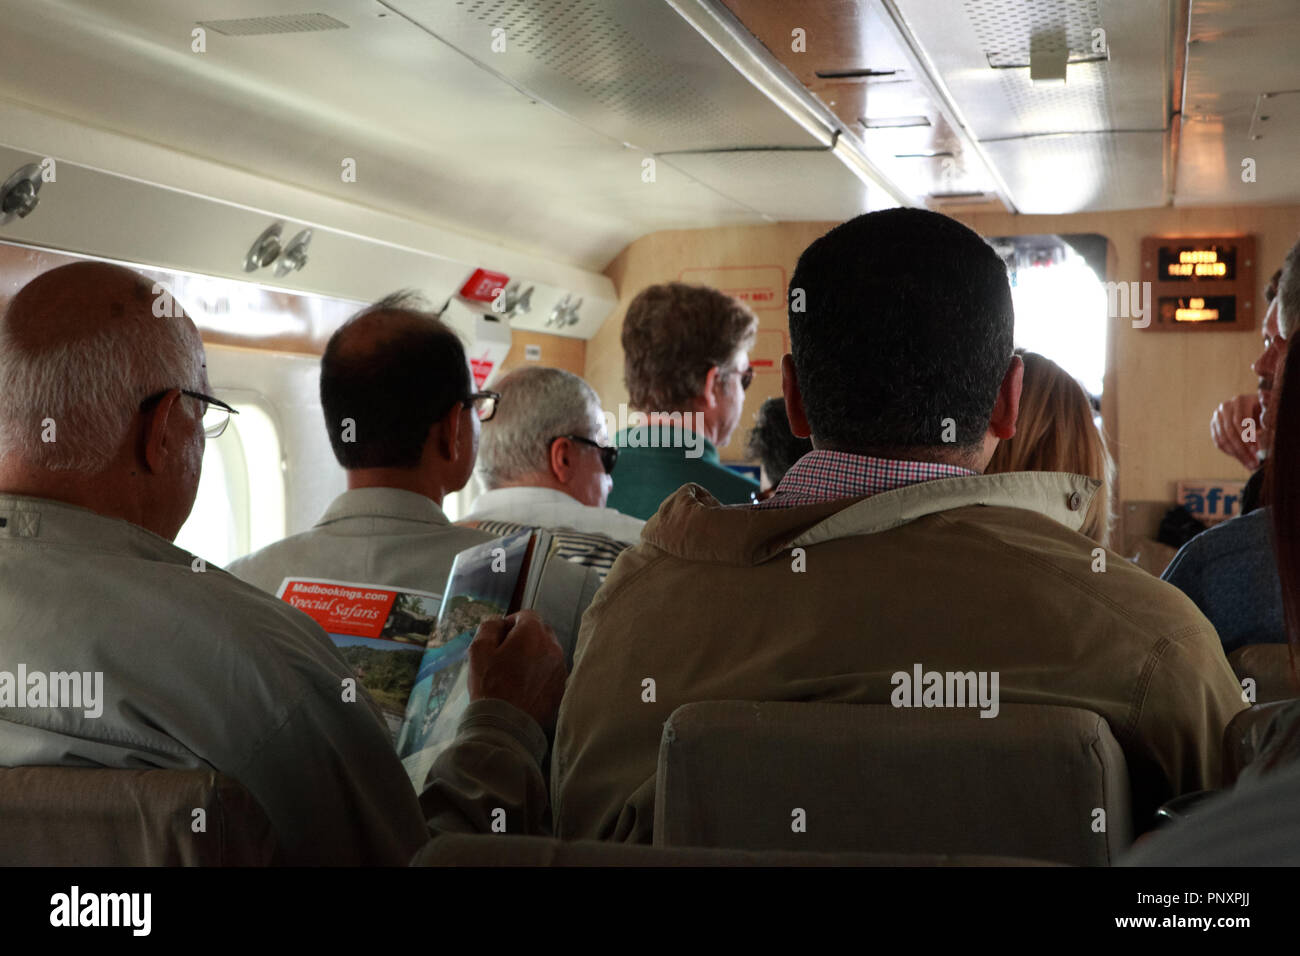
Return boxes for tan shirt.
[0,494,429,864]
[552,473,1248,842]
[229,487,601,667]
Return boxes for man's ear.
[781,354,812,439]
[435,402,463,462]
[548,437,572,484]
[700,365,722,410]
[141,390,183,474]
[988,355,1024,441]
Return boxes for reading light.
[274,228,312,277]
[243,221,283,272]
[0,163,45,226]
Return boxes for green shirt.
[606,425,759,520]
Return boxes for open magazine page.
[275,578,439,741]
[395,529,536,791]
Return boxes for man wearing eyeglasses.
[0,262,433,864]
[605,282,760,520]
[463,367,644,562]
[229,292,600,671]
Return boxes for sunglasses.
[551,434,618,475]
[729,366,754,391]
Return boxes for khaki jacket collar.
[644,471,1101,566]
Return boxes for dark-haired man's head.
[782,209,1021,471]
[320,291,478,503]
[745,396,813,490]
[621,282,757,448]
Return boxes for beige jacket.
[552,472,1248,843]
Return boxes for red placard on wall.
[459,268,509,303]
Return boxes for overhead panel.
[661,149,876,221]
[892,0,1171,212]
[391,0,828,152]
[1176,0,1300,207]
[718,0,1003,208]
[980,131,1166,212]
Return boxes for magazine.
[273,528,554,789]
[395,529,553,790]
[276,578,440,740]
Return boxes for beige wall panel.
[498,329,587,379]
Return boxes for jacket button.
[1067,491,1082,511]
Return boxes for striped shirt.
[756,450,977,509]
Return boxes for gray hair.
[1280,238,1300,339]
[477,366,605,488]
[0,284,203,472]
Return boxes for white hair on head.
[0,285,203,473]
[476,366,605,489]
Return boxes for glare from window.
[174,439,236,567]
[235,402,286,554]
[173,398,285,568]
[1010,255,1108,398]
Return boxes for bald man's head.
[0,261,205,473]
[320,291,472,470]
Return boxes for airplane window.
[991,235,1109,398]
[174,399,285,569]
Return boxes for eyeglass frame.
[721,364,754,391]
[550,434,618,475]
[139,388,239,438]
[465,390,500,422]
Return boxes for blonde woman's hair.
[987,350,1114,546]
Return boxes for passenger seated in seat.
[461,366,642,581]
[1126,301,1300,866]
[1162,240,1300,654]
[0,266,577,860]
[985,350,1113,546]
[744,396,813,502]
[0,263,430,864]
[549,209,1245,842]
[228,292,600,666]
[605,283,760,519]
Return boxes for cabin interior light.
[274,228,312,277]
[0,163,46,226]
[243,221,284,272]
[547,293,583,328]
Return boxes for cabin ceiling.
[723,0,1300,215]
[0,0,1293,283]
[0,0,890,274]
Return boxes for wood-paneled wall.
[497,327,586,379]
[589,205,1300,520]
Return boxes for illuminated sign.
[1160,295,1234,324]
[1140,236,1255,332]
[1158,245,1236,281]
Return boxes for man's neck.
[491,476,580,503]
[0,465,163,537]
[345,467,447,504]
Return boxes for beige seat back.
[0,767,277,865]
[1228,644,1297,704]
[653,701,1132,866]
[411,833,1059,867]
